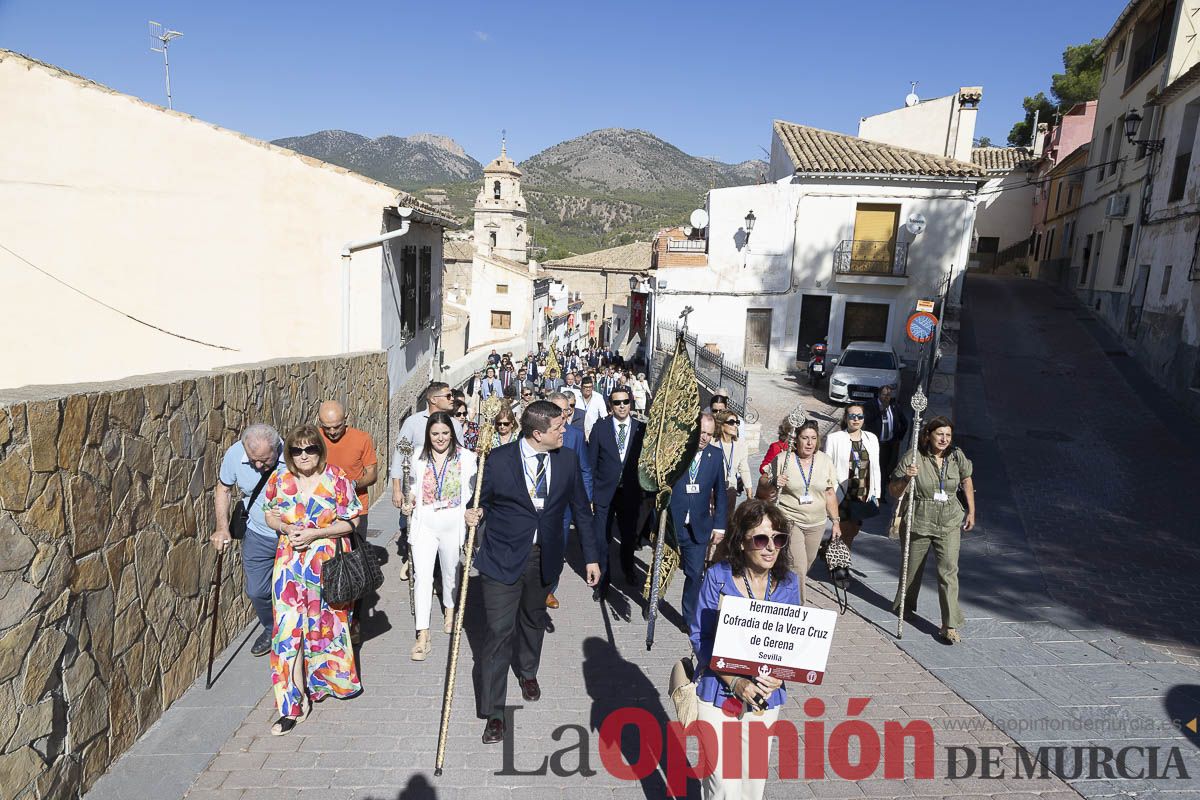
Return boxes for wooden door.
[851,204,900,273]
[744,309,772,368]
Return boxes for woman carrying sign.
[690,500,799,800]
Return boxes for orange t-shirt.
[321,427,378,507]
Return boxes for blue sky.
[1,0,1127,164]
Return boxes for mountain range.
[270,128,766,258]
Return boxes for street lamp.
[629,275,639,291]
[744,210,757,243]
[1123,108,1164,152]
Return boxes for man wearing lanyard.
[468,402,600,744]
[668,413,728,631]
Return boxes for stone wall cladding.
[0,351,387,799]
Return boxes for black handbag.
[323,523,384,605]
[228,469,272,540]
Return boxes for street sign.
[906,311,938,343]
[915,299,935,313]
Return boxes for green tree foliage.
[973,136,994,148]
[1007,38,1103,146]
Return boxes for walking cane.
[896,386,928,639]
[203,546,225,690]
[434,395,502,777]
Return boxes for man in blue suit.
[669,412,728,629]
[545,392,593,610]
[470,401,600,744]
[588,386,645,595]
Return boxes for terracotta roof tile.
[774,120,985,178]
[971,146,1038,172]
[543,241,652,271]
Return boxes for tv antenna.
[148,21,184,109]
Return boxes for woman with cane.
[396,411,478,660]
[890,415,975,644]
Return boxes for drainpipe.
[340,207,413,352]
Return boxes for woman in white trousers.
[395,411,478,661]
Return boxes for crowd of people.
[207,350,977,798]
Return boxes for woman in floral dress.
[263,425,362,735]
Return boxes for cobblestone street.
[83,275,1200,800]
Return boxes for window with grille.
[1169,100,1199,202]
[491,310,511,329]
[419,246,432,327]
[401,245,418,340]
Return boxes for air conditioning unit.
[1105,194,1129,218]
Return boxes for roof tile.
[774,120,986,178]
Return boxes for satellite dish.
[905,93,920,107]
[690,209,709,230]
[905,213,927,236]
[683,225,693,236]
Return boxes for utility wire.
[0,242,239,352]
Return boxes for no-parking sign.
[906,311,938,343]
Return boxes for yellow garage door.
[851,204,900,273]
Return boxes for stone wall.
[0,352,387,799]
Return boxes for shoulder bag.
[228,468,272,540]
[323,521,385,605]
[668,655,699,726]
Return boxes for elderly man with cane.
[209,423,285,657]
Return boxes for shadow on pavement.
[582,635,683,800]
[1165,686,1200,751]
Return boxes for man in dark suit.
[470,401,600,744]
[566,392,586,433]
[670,413,728,629]
[588,386,645,594]
[863,384,908,487]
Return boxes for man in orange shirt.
[318,401,379,533]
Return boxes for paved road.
[766,275,1200,800]
[87,282,1200,799]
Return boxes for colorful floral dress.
[263,464,363,717]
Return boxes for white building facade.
[0,49,455,420]
[653,120,985,371]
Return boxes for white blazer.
[715,438,753,495]
[823,430,881,503]
[404,449,479,514]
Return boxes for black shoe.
[251,630,272,657]
[520,678,541,702]
[482,717,505,744]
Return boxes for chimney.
[1032,122,1049,159]
[952,87,983,162]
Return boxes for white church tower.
[473,138,529,263]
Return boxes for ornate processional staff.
[638,334,700,651]
[397,438,415,621]
[434,394,502,776]
[895,386,928,639]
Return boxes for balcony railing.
[666,238,707,253]
[834,240,909,277]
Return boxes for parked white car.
[828,341,901,404]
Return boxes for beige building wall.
[858,88,981,162]
[0,52,421,390]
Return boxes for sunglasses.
[749,532,789,550]
[454,411,468,418]
[289,445,321,457]
[724,419,740,425]
[847,414,865,420]
[611,399,631,406]
[496,420,513,427]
